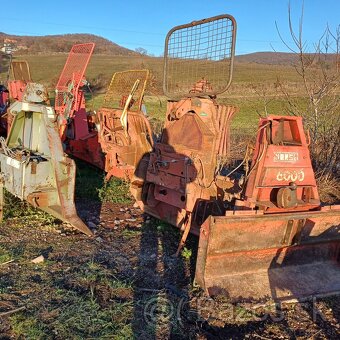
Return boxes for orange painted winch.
[127,15,339,302]
[54,42,104,169]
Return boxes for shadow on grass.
[73,158,131,229]
[131,218,199,339]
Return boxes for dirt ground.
[0,197,339,339]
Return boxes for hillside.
[235,51,338,65]
[235,52,297,64]
[1,31,338,64]
[0,33,136,55]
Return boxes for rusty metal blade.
[196,207,340,302]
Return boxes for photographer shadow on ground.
[131,127,202,339]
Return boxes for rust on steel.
[0,84,92,236]
[55,43,95,117]
[163,14,237,98]
[54,43,104,168]
[98,70,153,181]
[129,14,340,302]
[10,60,32,82]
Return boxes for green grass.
[10,292,133,339]
[74,159,105,200]
[1,223,135,339]
[74,158,131,203]
[233,62,299,83]
[0,245,12,264]
[98,178,132,204]
[226,97,286,129]
[1,54,301,92]
[10,315,47,340]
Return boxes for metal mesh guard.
[163,14,236,98]
[55,43,94,109]
[102,69,149,111]
[11,61,31,82]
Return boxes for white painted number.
[276,169,305,182]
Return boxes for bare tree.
[249,82,279,117]
[135,47,148,56]
[276,3,340,175]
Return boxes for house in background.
[0,39,18,54]
[0,39,27,54]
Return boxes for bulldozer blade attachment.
[196,206,340,302]
[0,96,93,237]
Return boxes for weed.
[0,245,12,264]
[181,247,192,261]
[121,228,138,239]
[74,158,131,203]
[98,178,131,204]
[156,223,166,233]
[156,220,177,235]
[10,315,47,339]
[3,191,56,226]
[74,159,104,201]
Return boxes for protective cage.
[55,43,95,111]
[163,14,236,98]
[102,69,149,111]
[10,61,31,82]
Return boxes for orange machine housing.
[244,115,320,212]
[54,43,103,168]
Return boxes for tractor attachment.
[131,14,340,302]
[195,115,340,302]
[98,69,153,180]
[7,60,32,102]
[0,58,33,135]
[0,84,9,135]
[55,43,103,168]
[196,207,340,302]
[0,54,13,135]
[0,83,92,236]
[0,54,11,115]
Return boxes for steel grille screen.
[11,61,31,82]
[103,70,149,111]
[55,43,94,109]
[163,15,236,98]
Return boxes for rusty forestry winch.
[0,57,32,135]
[97,69,153,181]
[126,14,340,302]
[54,43,104,169]
[0,82,92,236]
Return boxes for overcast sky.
[1,0,339,55]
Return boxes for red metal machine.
[98,69,153,180]
[0,59,33,134]
[0,84,9,135]
[7,60,32,102]
[54,43,103,168]
[129,15,340,302]
[0,54,10,119]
